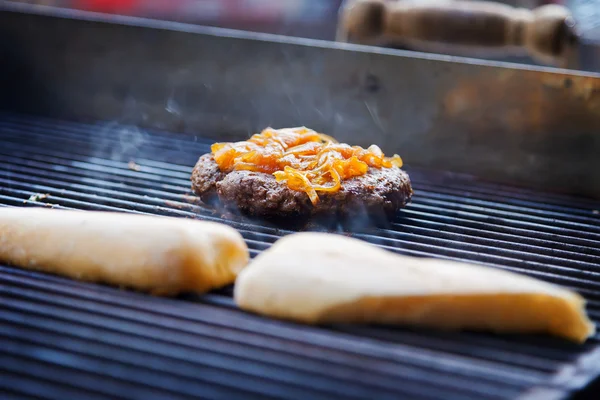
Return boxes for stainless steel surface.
[2,2,600,201]
[576,38,600,71]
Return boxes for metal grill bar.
[0,277,524,400]
[1,113,600,399]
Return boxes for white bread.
[234,232,595,343]
[0,208,249,295]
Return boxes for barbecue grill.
[2,2,600,399]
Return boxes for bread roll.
[235,232,594,342]
[0,208,249,295]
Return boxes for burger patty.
[191,153,413,218]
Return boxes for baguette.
[0,208,249,295]
[234,233,595,342]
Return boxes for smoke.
[117,125,148,161]
[307,201,393,235]
[90,120,148,163]
[214,193,395,236]
[571,0,600,37]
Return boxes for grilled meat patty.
[191,153,413,219]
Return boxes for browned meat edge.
[191,153,413,219]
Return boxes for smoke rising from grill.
[91,121,148,163]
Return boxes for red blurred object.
[36,0,342,40]
[75,0,138,13]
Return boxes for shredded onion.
[211,127,403,205]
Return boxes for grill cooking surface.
[1,113,600,400]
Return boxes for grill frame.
[1,113,600,399]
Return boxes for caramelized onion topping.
[211,127,403,205]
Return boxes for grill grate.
[1,113,600,400]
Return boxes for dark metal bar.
[0,265,578,365]
[0,294,522,399]
[0,274,544,391]
[0,369,111,400]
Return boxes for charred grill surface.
[1,113,600,400]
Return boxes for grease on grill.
[128,161,142,171]
[27,193,50,202]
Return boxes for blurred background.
[7,0,600,68]
[10,0,345,40]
